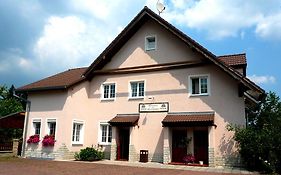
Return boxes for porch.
[162,112,215,166]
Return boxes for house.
[17,7,264,166]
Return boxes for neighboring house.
[17,7,264,167]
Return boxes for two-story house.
[17,7,264,167]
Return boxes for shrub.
[75,147,104,161]
[27,134,40,144]
[42,135,55,146]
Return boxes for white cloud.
[33,15,117,74]
[255,12,281,40]
[248,75,276,84]
[0,48,32,73]
[161,0,281,40]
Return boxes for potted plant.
[27,134,40,144]
[42,135,55,146]
[183,154,195,164]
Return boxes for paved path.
[0,158,258,175]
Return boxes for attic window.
[145,35,156,51]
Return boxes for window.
[130,81,145,98]
[32,119,41,135]
[47,119,56,137]
[72,120,84,144]
[99,123,112,145]
[145,35,156,51]
[189,75,209,96]
[102,83,116,100]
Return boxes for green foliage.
[0,85,24,116]
[228,92,281,174]
[0,85,25,141]
[75,147,104,161]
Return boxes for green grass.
[0,156,20,162]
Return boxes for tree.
[228,92,281,173]
[0,85,24,116]
[0,85,25,141]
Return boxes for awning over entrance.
[109,114,139,126]
[162,112,214,127]
[0,111,25,129]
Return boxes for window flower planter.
[42,135,55,147]
[27,134,40,144]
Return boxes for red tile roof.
[109,114,139,126]
[162,112,214,126]
[217,53,246,66]
[17,67,87,92]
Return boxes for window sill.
[101,98,115,102]
[189,93,209,97]
[145,48,156,51]
[72,143,83,146]
[128,97,144,100]
[98,142,112,146]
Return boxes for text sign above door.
[139,102,169,113]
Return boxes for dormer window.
[145,35,156,51]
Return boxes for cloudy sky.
[0,0,280,96]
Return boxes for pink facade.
[20,7,263,167]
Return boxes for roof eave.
[16,85,67,93]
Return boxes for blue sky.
[0,0,280,96]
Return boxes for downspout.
[21,100,30,157]
[13,90,31,157]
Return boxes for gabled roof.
[17,67,87,92]
[217,53,247,66]
[17,6,264,100]
[83,6,264,99]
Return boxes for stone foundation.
[129,145,137,162]
[25,143,74,160]
[163,146,171,164]
[110,144,117,161]
[208,147,215,167]
[215,155,242,167]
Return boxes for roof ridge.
[218,53,246,57]
[68,67,88,71]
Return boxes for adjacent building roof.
[108,114,139,126]
[217,53,247,66]
[17,67,87,92]
[162,112,214,127]
[0,111,25,129]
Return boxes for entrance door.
[117,128,129,160]
[194,130,208,164]
[172,129,187,162]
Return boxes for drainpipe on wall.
[13,90,31,157]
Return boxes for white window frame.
[128,80,145,99]
[45,118,57,138]
[145,35,157,51]
[188,74,210,96]
[71,119,85,145]
[101,82,116,101]
[98,121,112,145]
[32,118,42,137]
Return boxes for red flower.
[42,135,55,146]
[27,134,40,144]
[183,154,195,163]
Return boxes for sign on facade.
[139,102,169,113]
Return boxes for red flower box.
[42,135,55,146]
[27,134,40,144]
